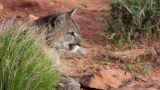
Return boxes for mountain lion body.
[31,9,86,66]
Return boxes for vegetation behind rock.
[102,0,160,49]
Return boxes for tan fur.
[26,9,86,68]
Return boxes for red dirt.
[0,0,106,43]
[0,0,160,88]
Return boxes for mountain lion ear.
[54,14,66,25]
[67,9,77,17]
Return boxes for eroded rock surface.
[117,80,160,90]
[80,69,131,89]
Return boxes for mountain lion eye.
[68,32,75,36]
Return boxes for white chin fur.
[71,45,87,56]
[71,45,80,53]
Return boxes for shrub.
[0,21,59,90]
[102,0,160,44]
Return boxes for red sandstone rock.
[80,69,131,89]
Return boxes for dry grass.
[0,19,60,90]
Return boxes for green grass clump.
[102,0,160,49]
[0,25,59,90]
